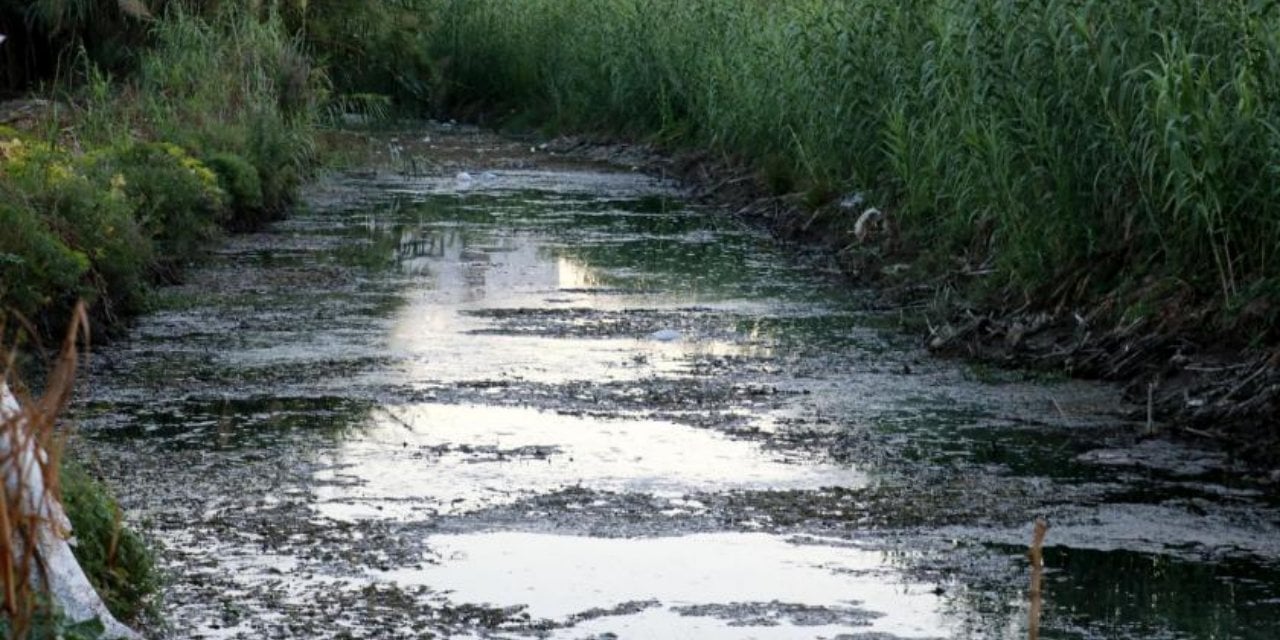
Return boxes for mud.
[72,123,1280,639]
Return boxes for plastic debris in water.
[2,382,141,639]
[649,329,682,342]
[456,172,474,184]
[481,171,498,181]
[854,207,885,242]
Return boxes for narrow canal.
[76,125,1280,639]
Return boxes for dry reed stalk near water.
[0,304,138,639]
[1027,517,1049,640]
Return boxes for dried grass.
[0,302,89,637]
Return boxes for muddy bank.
[73,123,1280,639]
[529,134,1280,469]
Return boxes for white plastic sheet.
[0,382,139,639]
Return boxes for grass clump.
[60,463,158,625]
[119,6,322,215]
[0,134,152,328]
[291,0,437,111]
[416,0,1280,339]
[204,152,266,226]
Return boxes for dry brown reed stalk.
[0,302,90,638]
[1027,516,1049,640]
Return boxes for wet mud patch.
[459,306,887,357]
[669,601,884,628]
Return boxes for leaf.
[63,616,108,640]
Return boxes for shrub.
[247,109,309,214]
[204,151,266,228]
[1,137,151,323]
[1,5,324,333]
[0,203,88,321]
[135,7,320,215]
[90,142,224,283]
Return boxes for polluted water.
[77,124,1280,639]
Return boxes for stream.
[76,125,1280,639]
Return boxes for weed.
[98,142,226,282]
[204,152,266,227]
[60,463,157,624]
[416,0,1280,337]
[0,4,324,334]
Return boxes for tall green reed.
[420,0,1280,332]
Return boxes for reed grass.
[421,0,1280,334]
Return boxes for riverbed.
[76,125,1280,639]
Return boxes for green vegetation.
[0,131,152,327]
[1,4,321,335]
[0,611,110,640]
[1,5,320,634]
[291,0,436,111]
[0,0,154,91]
[2,303,155,637]
[61,463,158,624]
[414,0,1280,338]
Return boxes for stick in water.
[1027,516,1049,640]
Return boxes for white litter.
[0,383,139,639]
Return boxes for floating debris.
[649,329,682,342]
